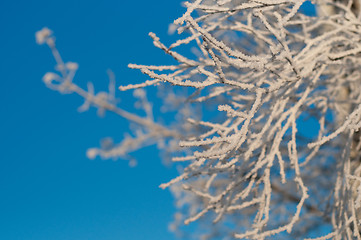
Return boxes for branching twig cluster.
[37,0,361,239]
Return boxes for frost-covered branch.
[38,0,361,238]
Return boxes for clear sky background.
[0,1,184,240]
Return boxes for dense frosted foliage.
[37,0,361,239]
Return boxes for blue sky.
[0,1,184,240]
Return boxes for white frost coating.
[35,27,52,45]
[42,72,59,84]
[38,0,361,239]
[86,148,98,159]
[65,62,78,71]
